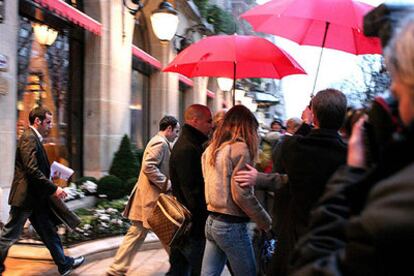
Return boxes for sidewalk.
[4,233,231,276]
[4,247,169,276]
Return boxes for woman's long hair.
[208,105,259,166]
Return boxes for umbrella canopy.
[163,34,306,80]
[240,0,382,55]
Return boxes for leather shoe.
[61,256,85,276]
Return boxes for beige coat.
[123,134,171,228]
[202,141,272,231]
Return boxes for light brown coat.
[123,134,171,228]
[202,141,272,231]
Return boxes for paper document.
[50,161,74,181]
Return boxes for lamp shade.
[151,1,179,42]
[217,77,233,91]
[33,24,58,46]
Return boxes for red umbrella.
[241,0,382,94]
[163,34,306,104]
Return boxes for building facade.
[0,0,229,222]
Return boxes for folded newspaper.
[50,161,74,187]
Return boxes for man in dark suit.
[235,89,348,275]
[168,104,213,276]
[0,106,84,276]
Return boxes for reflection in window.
[17,16,70,166]
[130,70,149,149]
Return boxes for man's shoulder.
[18,129,38,145]
[148,134,168,146]
[171,141,197,156]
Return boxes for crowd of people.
[1,11,414,276]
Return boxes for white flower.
[106,208,117,214]
[99,214,110,221]
[100,222,109,228]
[83,224,92,230]
[81,180,97,193]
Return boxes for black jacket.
[270,127,347,276]
[9,128,57,208]
[291,125,414,276]
[170,124,209,240]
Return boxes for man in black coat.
[168,104,213,276]
[235,89,348,275]
[0,107,84,276]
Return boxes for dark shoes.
[61,256,85,276]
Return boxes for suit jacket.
[170,124,209,240]
[9,128,57,208]
[123,134,171,228]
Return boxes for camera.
[363,2,414,48]
[358,2,413,166]
[363,95,400,166]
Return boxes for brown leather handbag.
[147,193,192,248]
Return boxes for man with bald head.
[168,104,213,276]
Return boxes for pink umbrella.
[163,34,306,104]
[241,0,382,94]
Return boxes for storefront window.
[130,19,150,149]
[17,14,83,172]
[130,70,149,149]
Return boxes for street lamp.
[151,1,179,42]
[33,23,58,46]
[217,77,234,92]
[122,0,143,15]
[123,0,178,42]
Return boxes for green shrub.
[132,147,144,168]
[97,175,126,200]
[96,197,129,212]
[109,135,139,181]
[125,177,137,195]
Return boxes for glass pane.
[17,17,70,167]
[130,70,148,149]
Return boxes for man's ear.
[165,125,173,133]
[33,117,41,126]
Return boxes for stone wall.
[0,0,18,222]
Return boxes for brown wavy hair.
[208,105,259,166]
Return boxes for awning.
[33,0,102,36]
[247,91,279,103]
[132,45,162,69]
[206,89,215,99]
[132,45,215,99]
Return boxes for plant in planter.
[97,175,127,200]
[109,135,139,181]
[125,177,137,195]
[63,183,85,202]
[75,176,98,187]
[64,197,131,245]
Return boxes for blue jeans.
[0,206,73,274]
[201,215,256,276]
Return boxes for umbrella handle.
[233,62,236,106]
[311,22,330,96]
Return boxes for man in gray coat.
[106,115,180,276]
